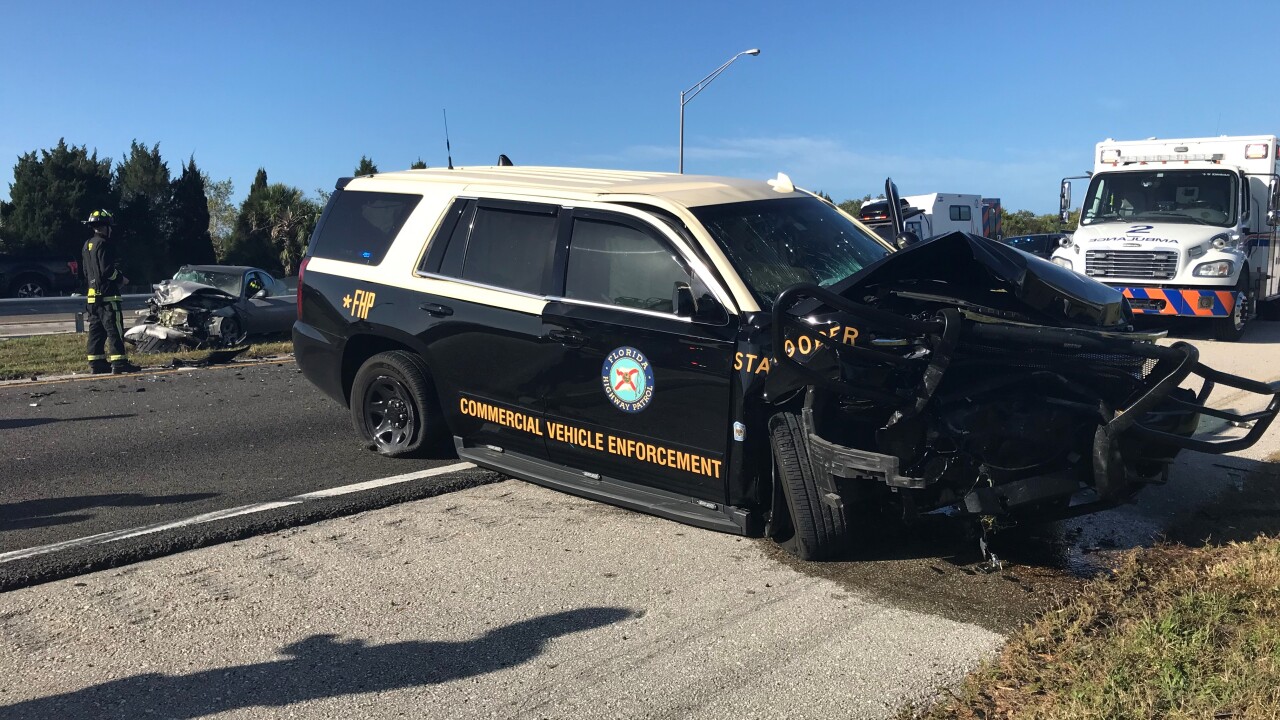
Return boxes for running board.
[455,439,756,536]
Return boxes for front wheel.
[350,350,443,457]
[770,412,848,560]
[1212,275,1251,342]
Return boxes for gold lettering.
[843,326,860,346]
[755,356,771,374]
[733,352,743,371]
[797,335,813,355]
[744,353,758,372]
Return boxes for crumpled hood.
[835,231,1131,328]
[151,280,237,306]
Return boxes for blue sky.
[1,1,1275,213]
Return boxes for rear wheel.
[10,275,49,298]
[1212,274,1251,342]
[770,412,848,560]
[350,350,443,457]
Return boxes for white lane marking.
[0,462,477,564]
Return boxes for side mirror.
[895,231,921,249]
[673,282,697,317]
[885,178,905,235]
[1058,179,1072,223]
[1269,178,1280,226]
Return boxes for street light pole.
[678,48,760,174]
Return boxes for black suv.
[294,167,1277,559]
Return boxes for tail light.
[67,260,79,275]
[297,256,310,320]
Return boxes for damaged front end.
[124,280,248,353]
[765,232,1280,523]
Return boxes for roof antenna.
[497,154,513,166]
[443,109,454,170]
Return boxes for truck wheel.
[11,275,49,298]
[350,350,443,457]
[1212,275,1251,342]
[770,412,848,560]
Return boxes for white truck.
[858,193,1002,243]
[1052,135,1280,340]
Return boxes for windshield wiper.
[1131,212,1214,226]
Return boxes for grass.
[0,333,293,380]
[909,537,1280,720]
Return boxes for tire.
[1212,274,1251,342]
[770,412,848,560]
[350,350,443,458]
[10,275,49,298]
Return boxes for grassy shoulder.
[0,333,293,380]
[911,536,1280,719]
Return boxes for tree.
[1001,209,1072,237]
[168,157,217,268]
[202,173,236,261]
[355,156,378,176]
[0,139,114,259]
[410,158,427,170]
[814,190,833,203]
[225,181,319,276]
[838,194,874,216]
[251,168,268,194]
[114,140,173,283]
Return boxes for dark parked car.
[0,255,80,297]
[124,265,295,351]
[1000,233,1070,259]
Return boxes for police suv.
[296,167,1279,560]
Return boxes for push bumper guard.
[772,283,1280,515]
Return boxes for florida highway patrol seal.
[602,346,655,413]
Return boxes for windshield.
[1080,170,1239,227]
[172,268,243,295]
[691,197,890,309]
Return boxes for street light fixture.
[678,48,761,174]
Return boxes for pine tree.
[251,168,268,194]
[355,156,378,176]
[114,141,172,283]
[0,139,114,260]
[410,158,427,170]
[168,157,217,268]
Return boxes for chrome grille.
[1084,250,1178,280]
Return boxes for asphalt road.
[0,360,496,588]
[2,325,1280,718]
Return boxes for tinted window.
[566,217,690,313]
[461,206,557,295]
[310,190,421,265]
[949,205,971,221]
[692,197,889,309]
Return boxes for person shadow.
[0,607,634,719]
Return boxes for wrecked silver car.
[125,265,294,353]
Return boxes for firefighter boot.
[89,361,111,374]
[111,360,143,375]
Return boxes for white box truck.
[858,192,1002,242]
[1052,135,1280,340]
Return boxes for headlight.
[1193,260,1235,277]
[1051,257,1074,270]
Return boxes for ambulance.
[1052,135,1280,340]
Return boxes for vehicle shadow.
[0,414,137,430]
[0,492,220,532]
[0,607,634,719]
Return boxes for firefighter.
[81,210,140,374]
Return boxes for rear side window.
[310,190,421,265]
[949,205,972,221]
[461,206,558,295]
[566,217,689,313]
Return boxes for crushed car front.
[687,194,1279,524]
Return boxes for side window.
[949,205,972,221]
[309,190,422,265]
[418,198,471,275]
[246,272,268,297]
[460,205,558,295]
[565,217,691,313]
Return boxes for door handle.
[419,302,453,317]
[547,329,585,347]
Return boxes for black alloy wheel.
[350,350,441,457]
[13,276,49,298]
